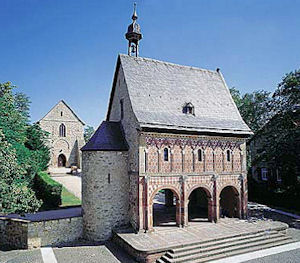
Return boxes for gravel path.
[51,173,82,200]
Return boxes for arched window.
[59,123,66,137]
[163,148,169,161]
[198,149,202,162]
[226,149,231,162]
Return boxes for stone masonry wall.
[0,216,82,249]
[82,151,129,242]
[39,101,85,168]
[108,65,140,230]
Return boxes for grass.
[60,186,81,207]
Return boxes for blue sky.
[1,0,299,128]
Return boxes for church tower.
[125,3,142,57]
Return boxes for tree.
[0,82,27,148]
[0,130,41,214]
[0,82,51,214]
[84,125,95,142]
[25,123,50,173]
[229,87,271,133]
[14,92,31,120]
[256,69,300,186]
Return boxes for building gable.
[40,100,85,125]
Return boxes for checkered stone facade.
[137,133,248,231]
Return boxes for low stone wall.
[0,215,82,249]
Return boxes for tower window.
[163,148,169,161]
[226,150,231,162]
[61,111,63,116]
[59,123,66,137]
[182,102,195,115]
[198,149,202,162]
[120,99,124,120]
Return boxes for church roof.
[107,54,252,136]
[81,121,128,151]
[39,100,85,125]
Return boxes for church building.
[39,100,85,169]
[81,6,252,242]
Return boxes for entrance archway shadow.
[188,187,211,223]
[58,154,67,167]
[220,186,240,218]
[152,189,179,227]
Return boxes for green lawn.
[60,187,81,207]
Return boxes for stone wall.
[39,101,85,168]
[0,216,82,249]
[82,150,129,242]
[107,65,141,230]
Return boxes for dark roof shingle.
[81,121,128,151]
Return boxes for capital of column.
[211,174,219,182]
[144,175,150,184]
[180,175,188,183]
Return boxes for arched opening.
[188,187,211,222]
[220,186,240,218]
[58,154,67,167]
[152,188,179,228]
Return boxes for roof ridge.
[119,54,219,74]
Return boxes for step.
[169,227,286,253]
[162,235,292,263]
[171,230,279,254]
[168,232,284,259]
[156,259,165,263]
[193,238,295,263]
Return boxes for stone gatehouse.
[81,7,252,242]
[38,100,85,169]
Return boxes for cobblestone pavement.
[51,173,82,200]
[0,241,136,263]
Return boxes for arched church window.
[59,123,66,137]
[182,102,195,115]
[226,149,231,162]
[198,149,202,162]
[163,148,169,161]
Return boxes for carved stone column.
[144,176,150,231]
[180,175,188,227]
[239,174,247,219]
[211,174,219,222]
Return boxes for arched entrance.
[188,187,212,222]
[58,154,67,167]
[151,188,180,228]
[220,186,240,218]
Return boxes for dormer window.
[182,102,195,115]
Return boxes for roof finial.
[132,2,138,21]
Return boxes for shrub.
[34,172,62,209]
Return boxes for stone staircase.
[156,229,293,263]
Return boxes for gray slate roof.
[81,121,128,151]
[116,54,252,135]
